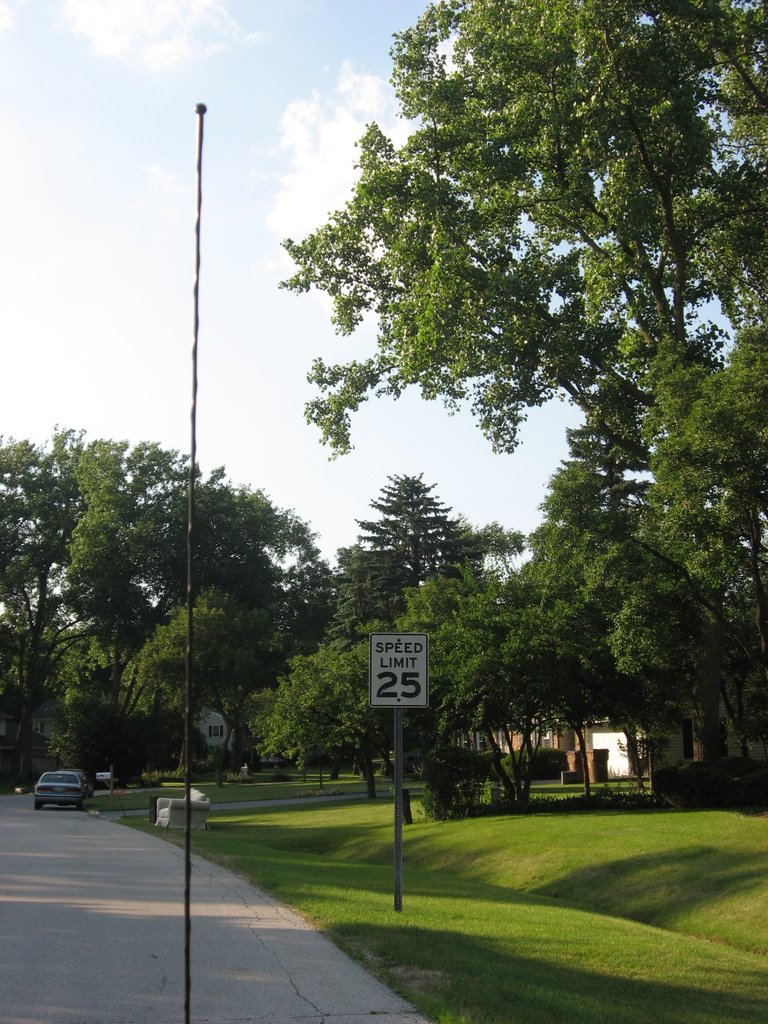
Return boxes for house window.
[208,724,224,738]
[33,722,45,734]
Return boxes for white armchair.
[155,788,211,830]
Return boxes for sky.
[0,0,581,564]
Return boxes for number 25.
[375,671,421,699]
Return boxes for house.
[196,710,257,771]
[480,705,767,785]
[32,698,57,740]
[0,709,16,774]
[198,710,230,749]
[0,701,58,778]
[555,715,767,780]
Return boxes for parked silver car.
[64,768,94,797]
[33,770,86,810]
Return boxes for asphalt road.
[0,793,432,1024]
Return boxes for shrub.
[140,768,187,786]
[503,747,569,780]
[525,789,662,813]
[653,758,768,808]
[422,747,494,820]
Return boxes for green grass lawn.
[123,797,768,1024]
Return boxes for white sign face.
[369,633,429,707]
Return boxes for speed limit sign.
[369,633,429,707]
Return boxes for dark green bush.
[653,758,768,808]
[525,789,661,813]
[140,768,188,785]
[423,747,494,820]
[504,747,569,780]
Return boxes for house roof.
[0,728,49,751]
[32,699,57,718]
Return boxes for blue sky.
[0,0,580,562]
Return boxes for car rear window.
[42,772,80,784]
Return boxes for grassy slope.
[124,800,768,1024]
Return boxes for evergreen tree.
[334,474,477,632]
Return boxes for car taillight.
[37,785,53,792]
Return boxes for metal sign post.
[393,706,404,911]
[369,633,428,912]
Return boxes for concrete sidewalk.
[93,789,380,819]
[1,793,433,1024]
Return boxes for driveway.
[0,794,431,1024]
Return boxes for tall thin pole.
[393,707,403,911]
[185,100,206,1024]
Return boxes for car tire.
[75,802,83,811]
[34,801,42,810]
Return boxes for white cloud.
[437,35,457,73]
[0,3,13,34]
[59,0,259,70]
[141,163,193,195]
[267,61,411,240]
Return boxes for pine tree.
[332,474,477,639]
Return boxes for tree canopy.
[283,0,766,460]
[0,432,333,781]
[281,0,768,769]
[331,473,480,638]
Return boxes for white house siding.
[660,728,688,766]
[198,711,229,748]
[587,727,631,778]
[586,723,768,774]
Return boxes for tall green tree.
[530,437,697,779]
[643,326,768,753]
[331,473,479,639]
[193,471,334,655]
[66,439,188,710]
[268,475,494,788]
[262,640,389,798]
[283,0,757,460]
[283,0,768,761]
[139,589,283,781]
[425,568,561,807]
[0,432,84,780]
[132,483,333,777]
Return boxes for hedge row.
[422,749,768,820]
[652,757,768,808]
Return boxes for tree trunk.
[693,614,723,762]
[623,730,645,791]
[230,723,243,773]
[720,677,750,757]
[520,729,541,807]
[487,729,517,803]
[573,724,591,797]
[360,750,377,798]
[215,720,233,787]
[14,702,34,782]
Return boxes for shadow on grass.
[347,918,768,1024]
[180,827,768,1024]
[529,845,767,946]
[125,805,768,1024]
